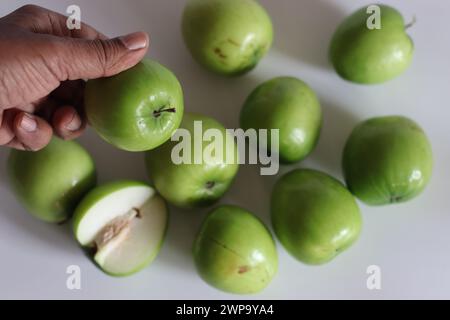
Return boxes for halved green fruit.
[73,181,168,277]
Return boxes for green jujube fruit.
[85,59,184,152]
[240,76,322,163]
[145,113,239,209]
[8,138,96,223]
[343,116,433,205]
[182,0,273,76]
[271,169,362,265]
[73,181,168,277]
[330,4,414,84]
[193,205,278,294]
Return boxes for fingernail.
[20,113,37,132]
[66,112,82,131]
[119,32,148,51]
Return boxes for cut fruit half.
[73,181,168,277]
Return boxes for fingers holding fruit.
[0,109,53,151]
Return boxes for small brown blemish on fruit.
[227,38,240,47]
[214,47,227,59]
[238,266,250,274]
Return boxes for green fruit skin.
[343,116,433,205]
[73,180,169,277]
[271,169,362,265]
[85,59,184,152]
[145,113,239,209]
[8,138,96,223]
[194,205,278,294]
[182,0,273,76]
[330,5,414,84]
[240,76,322,163]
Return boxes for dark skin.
[0,5,149,151]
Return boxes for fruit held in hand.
[8,138,96,223]
[145,112,239,209]
[330,4,414,84]
[240,76,322,163]
[73,181,168,277]
[343,116,433,205]
[182,0,273,76]
[85,59,184,151]
[271,169,362,265]
[194,205,278,294]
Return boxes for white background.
[0,0,449,300]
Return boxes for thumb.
[57,32,149,80]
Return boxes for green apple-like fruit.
[145,113,239,209]
[73,181,168,277]
[194,205,278,294]
[271,169,362,265]
[343,116,433,205]
[8,138,96,223]
[182,0,273,76]
[330,5,414,84]
[240,76,322,163]
[85,59,184,151]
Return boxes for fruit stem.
[133,207,142,219]
[405,15,417,29]
[205,181,215,190]
[153,107,176,118]
[390,196,403,203]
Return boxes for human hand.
[0,5,149,150]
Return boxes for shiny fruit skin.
[145,113,239,209]
[240,76,322,163]
[8,138,96,223]
[85,59,184,152]
[194,205,278,294]
[330,5,414,84]
[182,0,273,76]
[271,169,362,265]
[343,116,433,205]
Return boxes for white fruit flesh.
[94,209,137,266]
[95,196,166,275]
[76,186,167,276]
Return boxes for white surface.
[0,0,449,300]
